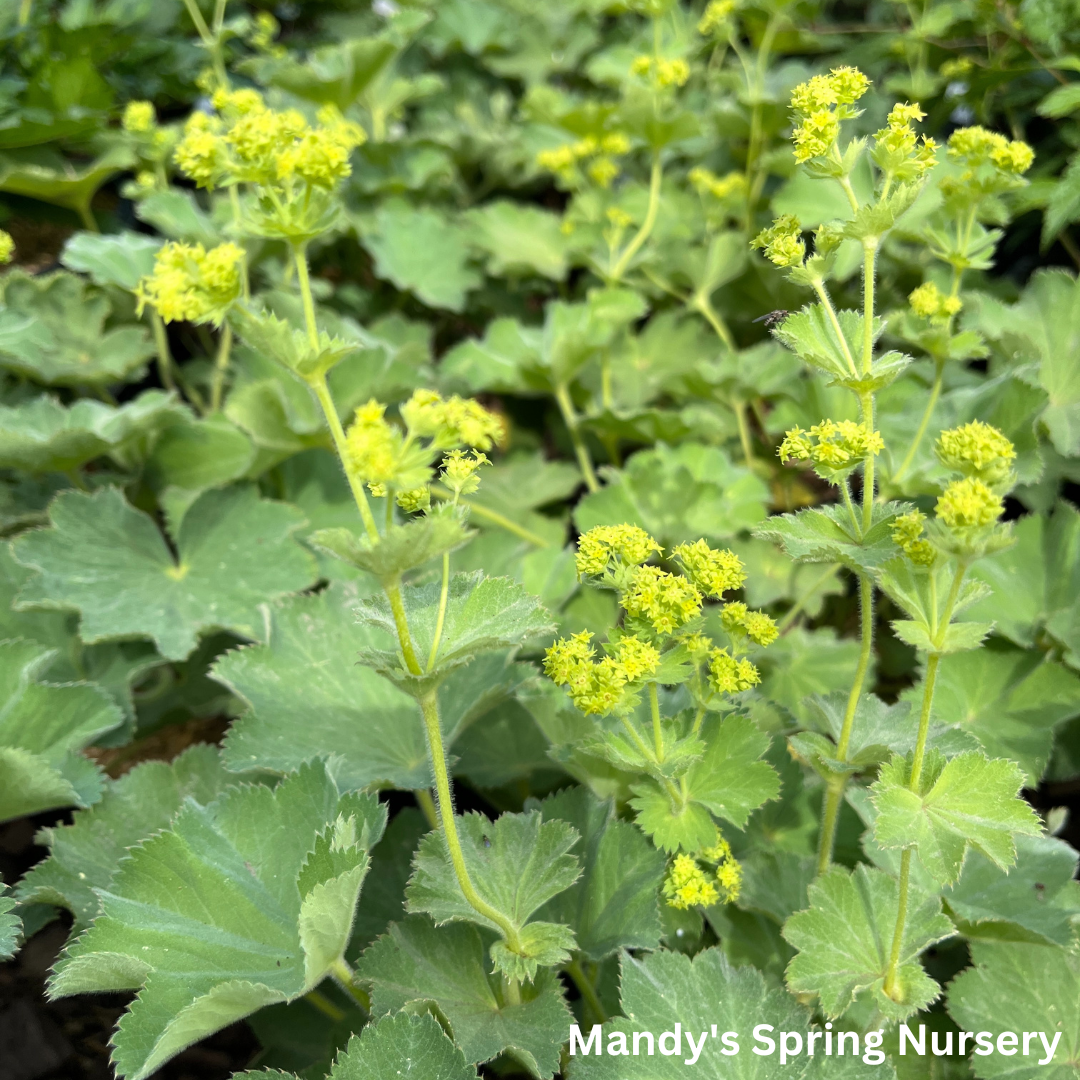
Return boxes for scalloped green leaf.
[947,941,1080,1079]
[532,786,663,962]
[783,864,955,1020]
[753,501,907,573]
[49,763,386,1080]
[356,916,571,1079]
[871,751,1043,885]
[355,571,553,692]
[0,391,183,474]
[0,638,121,823]
[12,485,318,661]
[465,201,569,281]
[215,582,533,790]
[0,270,154,386]
[61,231,162,291]
[945,834,1080,946]
[913,649,1080,784]
[574,442,768,547]
[630,713,779,852]
[15,745,242,933]
[407,809,580,980]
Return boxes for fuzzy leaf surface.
[216,583,531,790]
[407,809,580,979]
[16,745,240,933]
[356,916,571,1078]
[355,571,553,690]
[532,786,664,961]
[783,864,954,1020]
[12,486,317,661]
[871,751,1043,885]
[630,713,779,852]
[49,763,386,1080]
[0,392,182,474]
[0,271,153,387]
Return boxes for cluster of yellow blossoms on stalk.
[630,54,691,89]
[343,390,504,506]
[174,88,364,192]
[909,281,963,322]
[788,66,871,163]
[779,420,885,477]
[135,241,244,325]
[688,167,747,202]
[892,422,1016,564]
[662,837,742,909]
[544,526,776,717]
[536,132,632,189]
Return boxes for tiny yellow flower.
[396,487,430,513]
[135,241,243,325]
[891,510,935,566]
[0,230,14,265]
[698,0,736,34]
[615,635,661,681]
[441,448,490,497]
[751,214,805,267]
[663,854,719,909]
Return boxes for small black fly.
[753,310,791,330]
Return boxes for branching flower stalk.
[880,422,1018,999]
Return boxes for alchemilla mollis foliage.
[0,1,1079,1078]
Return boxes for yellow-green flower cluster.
[663,854,718,908]
[173,91,364,192]
[751,214,805,268]
[440,449,490,499]
[135,241,243,325]
[720,602,779,647]
[872,101,938,181]
[909,281,962,321]
[672,539,746,598]
[935,421,1016,486]
[543,631,660,716]
[122,100,156,134]
[345,391,503,496]
[698,0,736,34]
[575,524,662,577]
[788,66,870,163]
[947,126,1034,174]
[935,476,1004,529]
[891,510,935,566]
[779,420,884,473]
[0,229,13,265]
[630,55,691,88]
[688,167,747,201]
[623,565,703,635]
[708,648,760,693]
[400,389,505,451]
[536,132,631,189]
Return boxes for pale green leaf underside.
[356,916,571,1079]
[13,485,318,660]
[49,763,386,1080]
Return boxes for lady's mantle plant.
[0,6,1078,1080]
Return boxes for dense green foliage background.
[1,0,1079,1078]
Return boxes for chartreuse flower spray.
[544,525,780,903]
